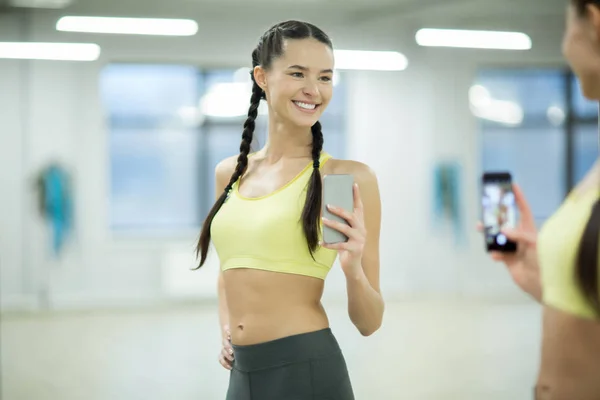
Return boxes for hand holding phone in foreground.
[478,183,542,302]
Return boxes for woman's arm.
[536,306,600,399]
[322,161,384,336]
[213,156,237,369]
[346,164,383,336]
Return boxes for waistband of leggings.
[231,328,342,372]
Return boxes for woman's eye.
[291,72,304,78]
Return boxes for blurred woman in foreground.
[482,1,600,398]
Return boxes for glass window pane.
[482,129,566,227]
[475,69,566,227]
[476,69,566,123]
[109,128,202,230]
[101,64,204,232]
[100,64,200,119]
[574,124,599,183]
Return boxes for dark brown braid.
[301,121,324,258]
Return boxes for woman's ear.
[253,66,267,92]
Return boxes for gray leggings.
[226,328,355,400]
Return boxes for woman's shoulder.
[215,155,239,179]
[323,157,378,186]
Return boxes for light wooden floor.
[2,298,542,400]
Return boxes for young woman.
[194,21,384,399]
[482,1,600,398]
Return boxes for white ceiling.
[6,0,566,30]
[1,0,566,50]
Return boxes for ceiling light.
[472,100,523,126]
[334,50,408,71]
[469,84,524,126]
[56,16,198,36]
[200,82,252,118]
[0,42,101,61]
[415,29,532,50]
[547,106,565,126]
[9,0,73,8]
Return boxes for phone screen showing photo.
[482,173,517,252]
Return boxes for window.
[475,69,567,227]
[101,64,348,233]
[100,64,204,233]
[475,69,598,227]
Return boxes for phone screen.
[482,173,517,252]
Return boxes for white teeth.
[293,101,316,110]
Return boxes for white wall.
[0,15,29,310]
[0,8,567,311]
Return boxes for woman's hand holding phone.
[321,182,367,278]
[478,183,543,302]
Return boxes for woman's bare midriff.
[223,268,330,345]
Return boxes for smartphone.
[481,172,518,252]
[322,174,354,244]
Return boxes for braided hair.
[195,21,333,268]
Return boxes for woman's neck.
[261,118,313,163]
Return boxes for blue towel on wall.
[42,165,72,256]
[432,161,464,246]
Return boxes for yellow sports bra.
[210,152,338,280]
[538,188,600,320]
